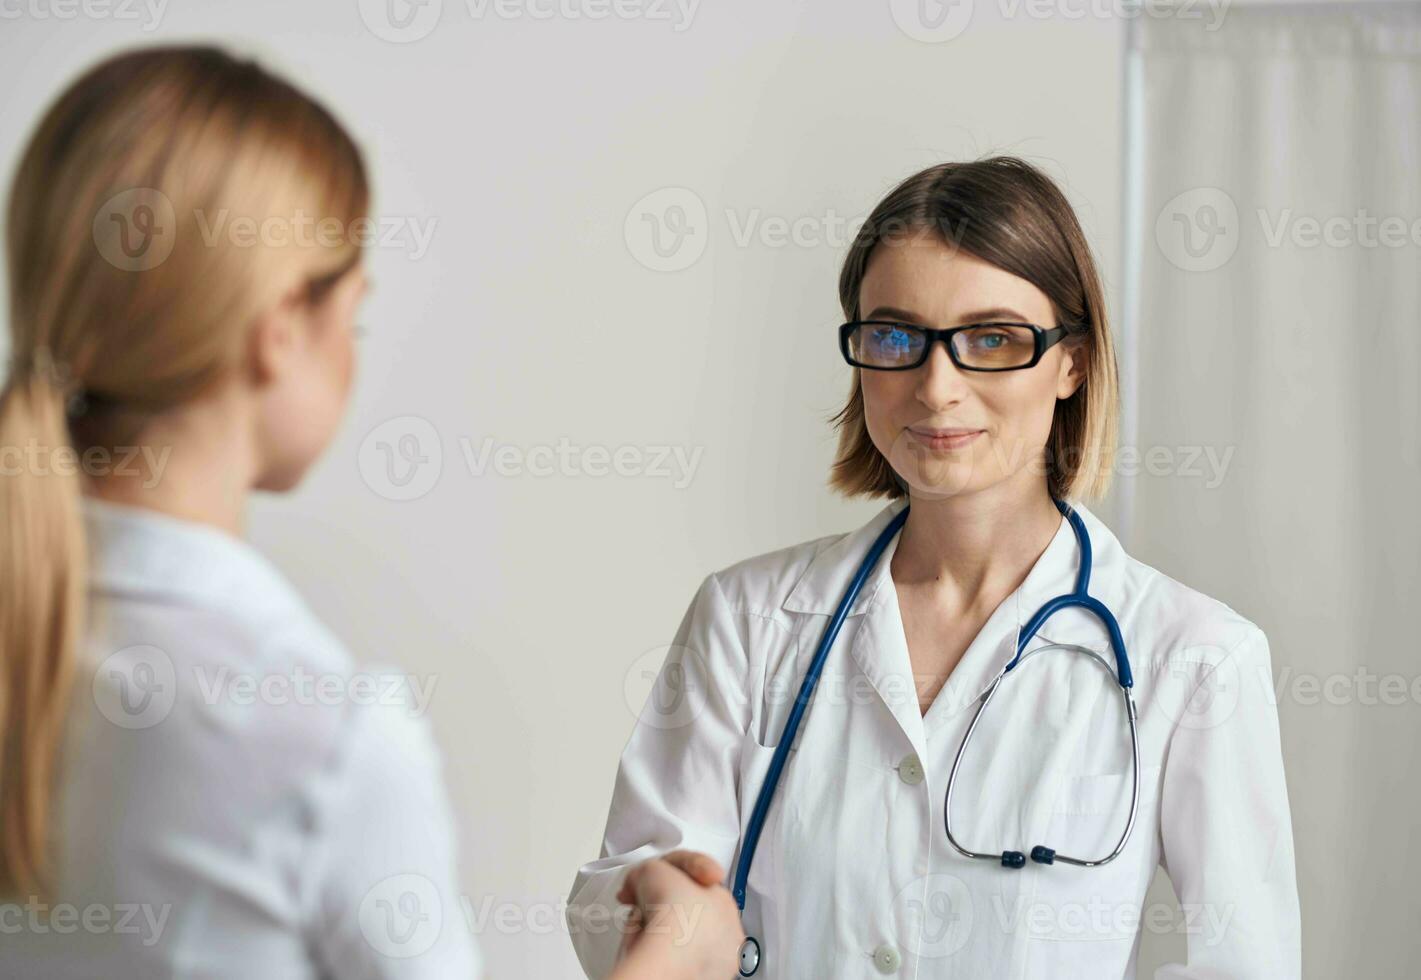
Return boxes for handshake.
[610,851,746,980]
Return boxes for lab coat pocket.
[1018,765,1163,978]
[1041,766,1160,873]
[1050,770,1135,817]
[752,629,807,751]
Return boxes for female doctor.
[569,158,1301,979]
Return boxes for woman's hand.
[609,850,744,980]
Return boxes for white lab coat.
[567,498,1300,979]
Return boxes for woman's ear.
[247,283,309,387]
[1055,339,1087,400]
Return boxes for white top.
[568,498,1301,979]
[0,498,481,980]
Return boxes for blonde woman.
[0,44,743,980]
[0,45,478,979]
[570,158,1301,978]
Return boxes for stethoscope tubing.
[731,505,910,913]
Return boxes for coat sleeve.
[301,694,482,980]
[566,573,752,980]
[1155,626,1302,979]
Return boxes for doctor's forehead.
[858,233,1055,328]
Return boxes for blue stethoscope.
[730,497,1140,977]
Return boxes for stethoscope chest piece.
[739,936,761,976]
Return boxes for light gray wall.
[3,2,1159,975]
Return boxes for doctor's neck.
[891,474,1065,599]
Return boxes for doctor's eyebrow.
[862,305,1037,325]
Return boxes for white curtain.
[1122,3,1420,976]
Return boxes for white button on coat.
[567,498,1301,979]
[897,753,925,786]
[873,943,901,973]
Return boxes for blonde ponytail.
[0,366,86,897]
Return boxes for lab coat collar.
[82,496,305,620]
[783,496,1128,750]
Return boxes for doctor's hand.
[609,851,744,980]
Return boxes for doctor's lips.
[907,425,985,451]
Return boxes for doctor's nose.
[914,339,972,412]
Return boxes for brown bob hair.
[828,156,1118,503]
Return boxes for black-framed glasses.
[839,320,1071,372]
